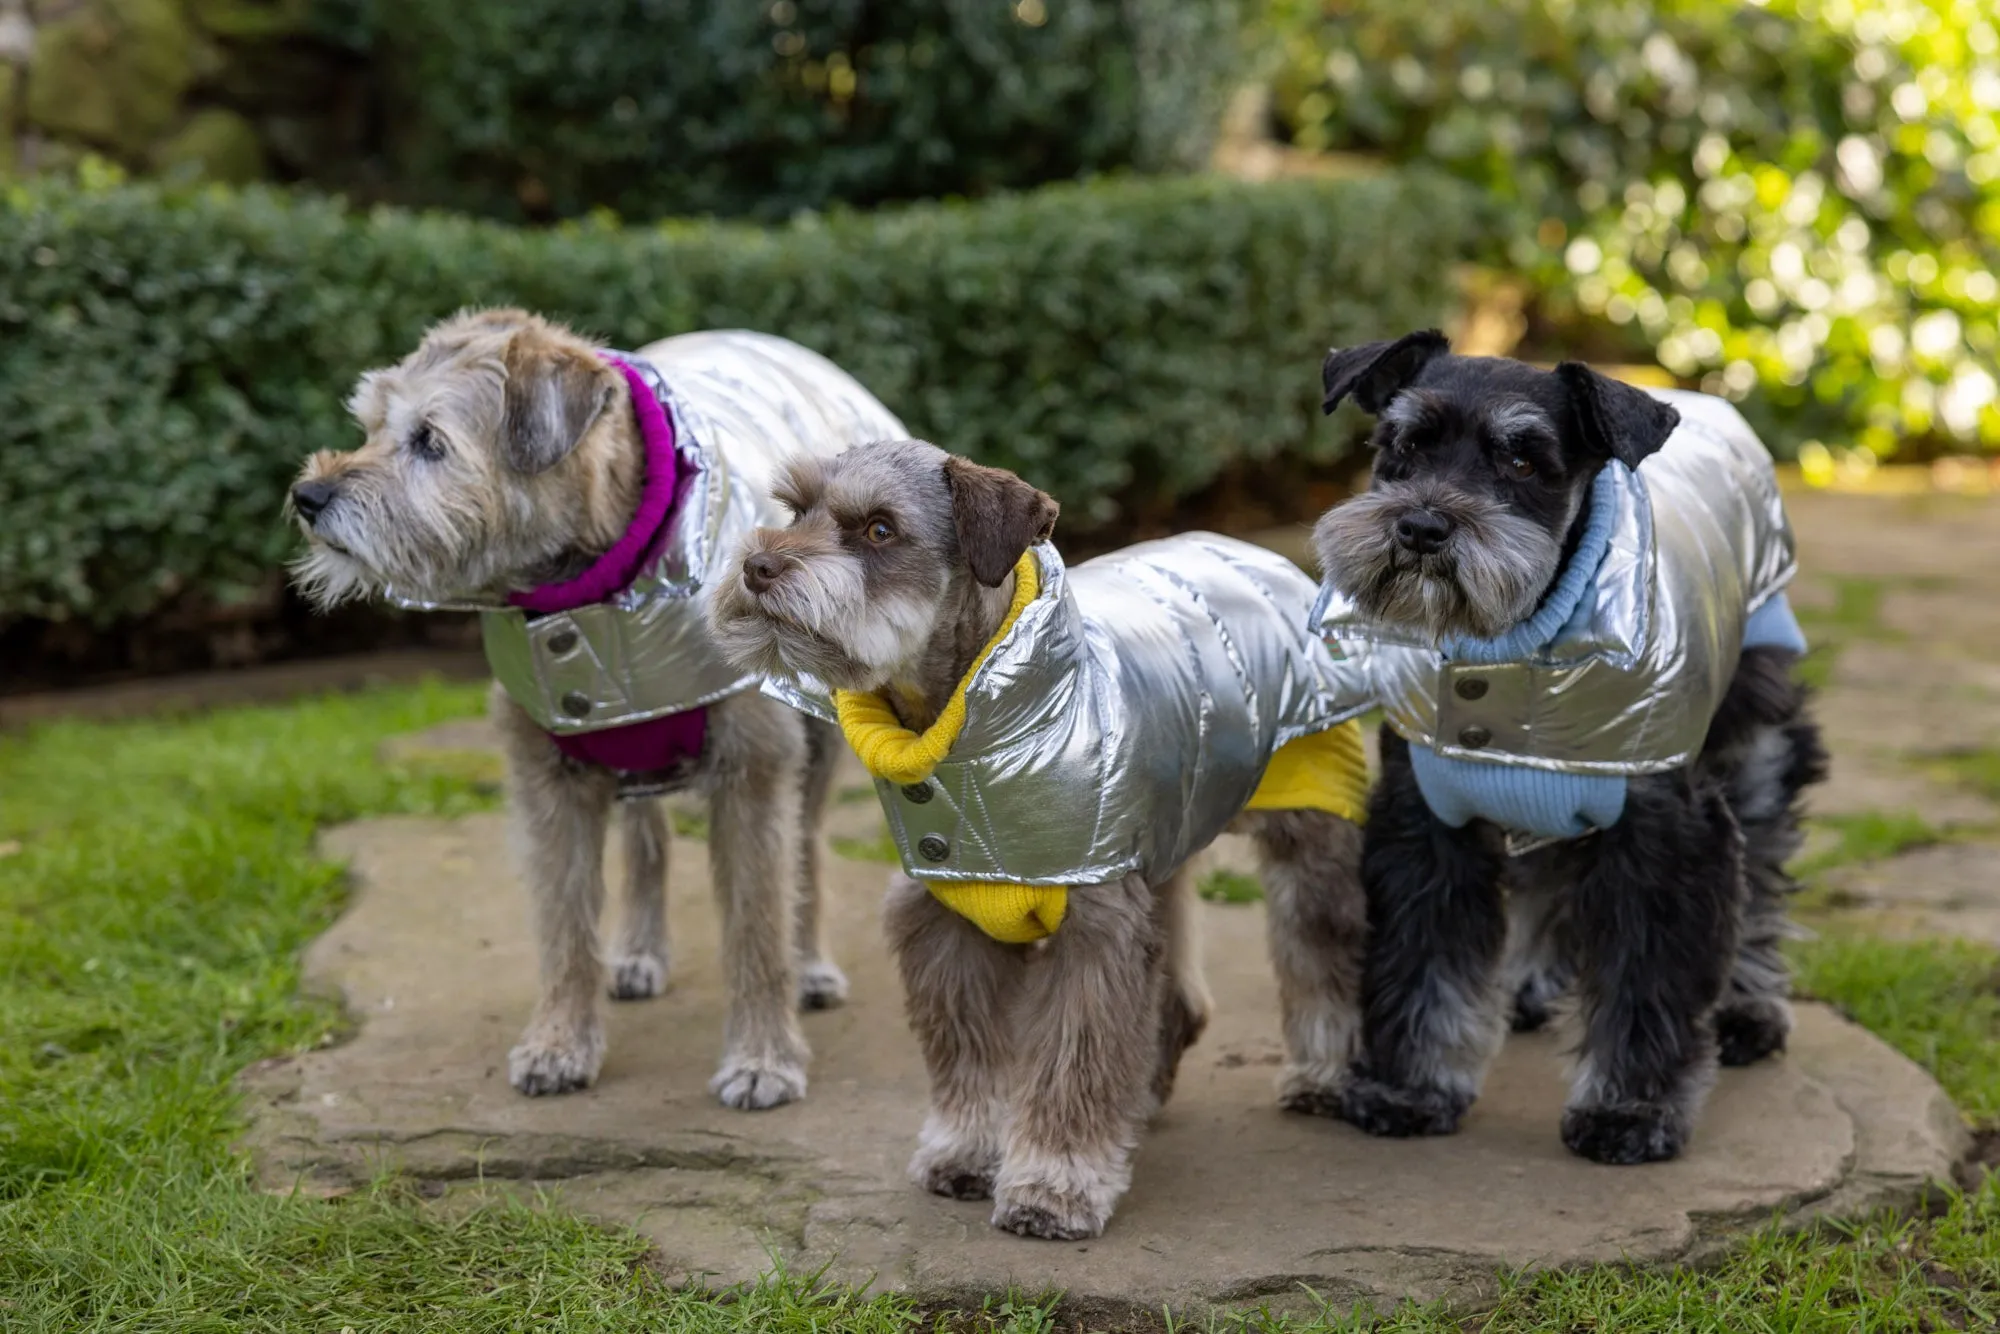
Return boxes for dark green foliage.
[1267,0,2000,460]
[338,0,1241,222]
[0,170,1477,628]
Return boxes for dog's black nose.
[291,479,339,524]
[742,551,786,594]
[1394,509,1453,555]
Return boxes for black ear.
[1322,329,1450,416]
[1555,362,1681,468]
[501,335,618,475]
[943,455,1060,588]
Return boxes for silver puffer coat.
[1313,388,1797,775]
[391,331,907,732]
[773,534,1370,889]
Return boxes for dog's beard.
[1313,486,1561,643]
[287,478,523,611]
[289,539,380,610]
[706,544,939,692]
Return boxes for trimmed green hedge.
[0,170,1479,628]
[329,0,1242,222]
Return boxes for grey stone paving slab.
[1821,841,2000,945]
[241,799,1966,1315]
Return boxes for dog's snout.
[1394,509,1453,555]
[292,479,339,524]
[742,551,787,594]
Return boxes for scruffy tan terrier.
[708,439,1372,1239]
[289,309,906,1108]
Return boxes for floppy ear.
[1555,361,1681,468]
[943,455,1060,588]
[501,335,618,475]
[1322,329,1450,416]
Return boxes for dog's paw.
[797,959,850,1011]
[1510,968,1568,1033]
[1338,1073,1468,1138]
[1714,999,1790,1067]
[909,1118,1001,1200]
[910,1151,997,1201]
[508,1027,604,1097]
[1277,1064,1346,1118]
[1561,1102,1690,1164]
[608,951,669,1001]
[990,1182,1109,1241]
[1510,988,1554,1033]
[710,1054,808,1110]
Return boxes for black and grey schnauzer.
[1311,330,1826,1165]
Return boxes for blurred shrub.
[1269,0,2000,459]
[0,169,1477,628]
[339,0,1241,221]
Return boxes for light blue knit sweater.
[1408,463,1807,841]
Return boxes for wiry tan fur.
[289,308,845,1109]
[707,439,1368,1238]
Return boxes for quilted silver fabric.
[770,534,1372,888]
[1313,389,1798,775]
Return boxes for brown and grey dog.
[707,439,1371,1238]
[289,309,907,1109]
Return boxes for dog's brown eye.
[865,519,895,544]
[1505,455,1535,479]
[409,422,443,460]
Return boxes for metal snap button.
[917,834,950,863]
[1457,724,1491,749]
[1454,677,1488,701]
[547,629,579,656]
[560,691,593,719]
[900,782,934,805]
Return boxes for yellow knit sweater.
[835,553,1369,943]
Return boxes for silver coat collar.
[1314,389,1798,775]
[390,330,908,733]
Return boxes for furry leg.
[992,874,1164,1241]
[1701,647,1829,1067]
[1245,809,1368,1115]
[1339,728,1509,1137]
[1149,865,1212,1112]
[704,693,812,1110]
[793,718,849,1010]
[495,686,617,1096]
[1500,872,1571,1034]
[607,799,670,1000]
[884,873,1025,1201]
[1561,770,1743,1164]
[1717,717,1827,1064]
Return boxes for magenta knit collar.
[508,356,684,615]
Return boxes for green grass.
[1198,869,1265,905]
[4,684,2000,1331]
[1791,575,1900,689]
[1793,576,1896,642]
[832,827,902,863]
[1792,811,1945,885]
[1933,748,2000,805]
